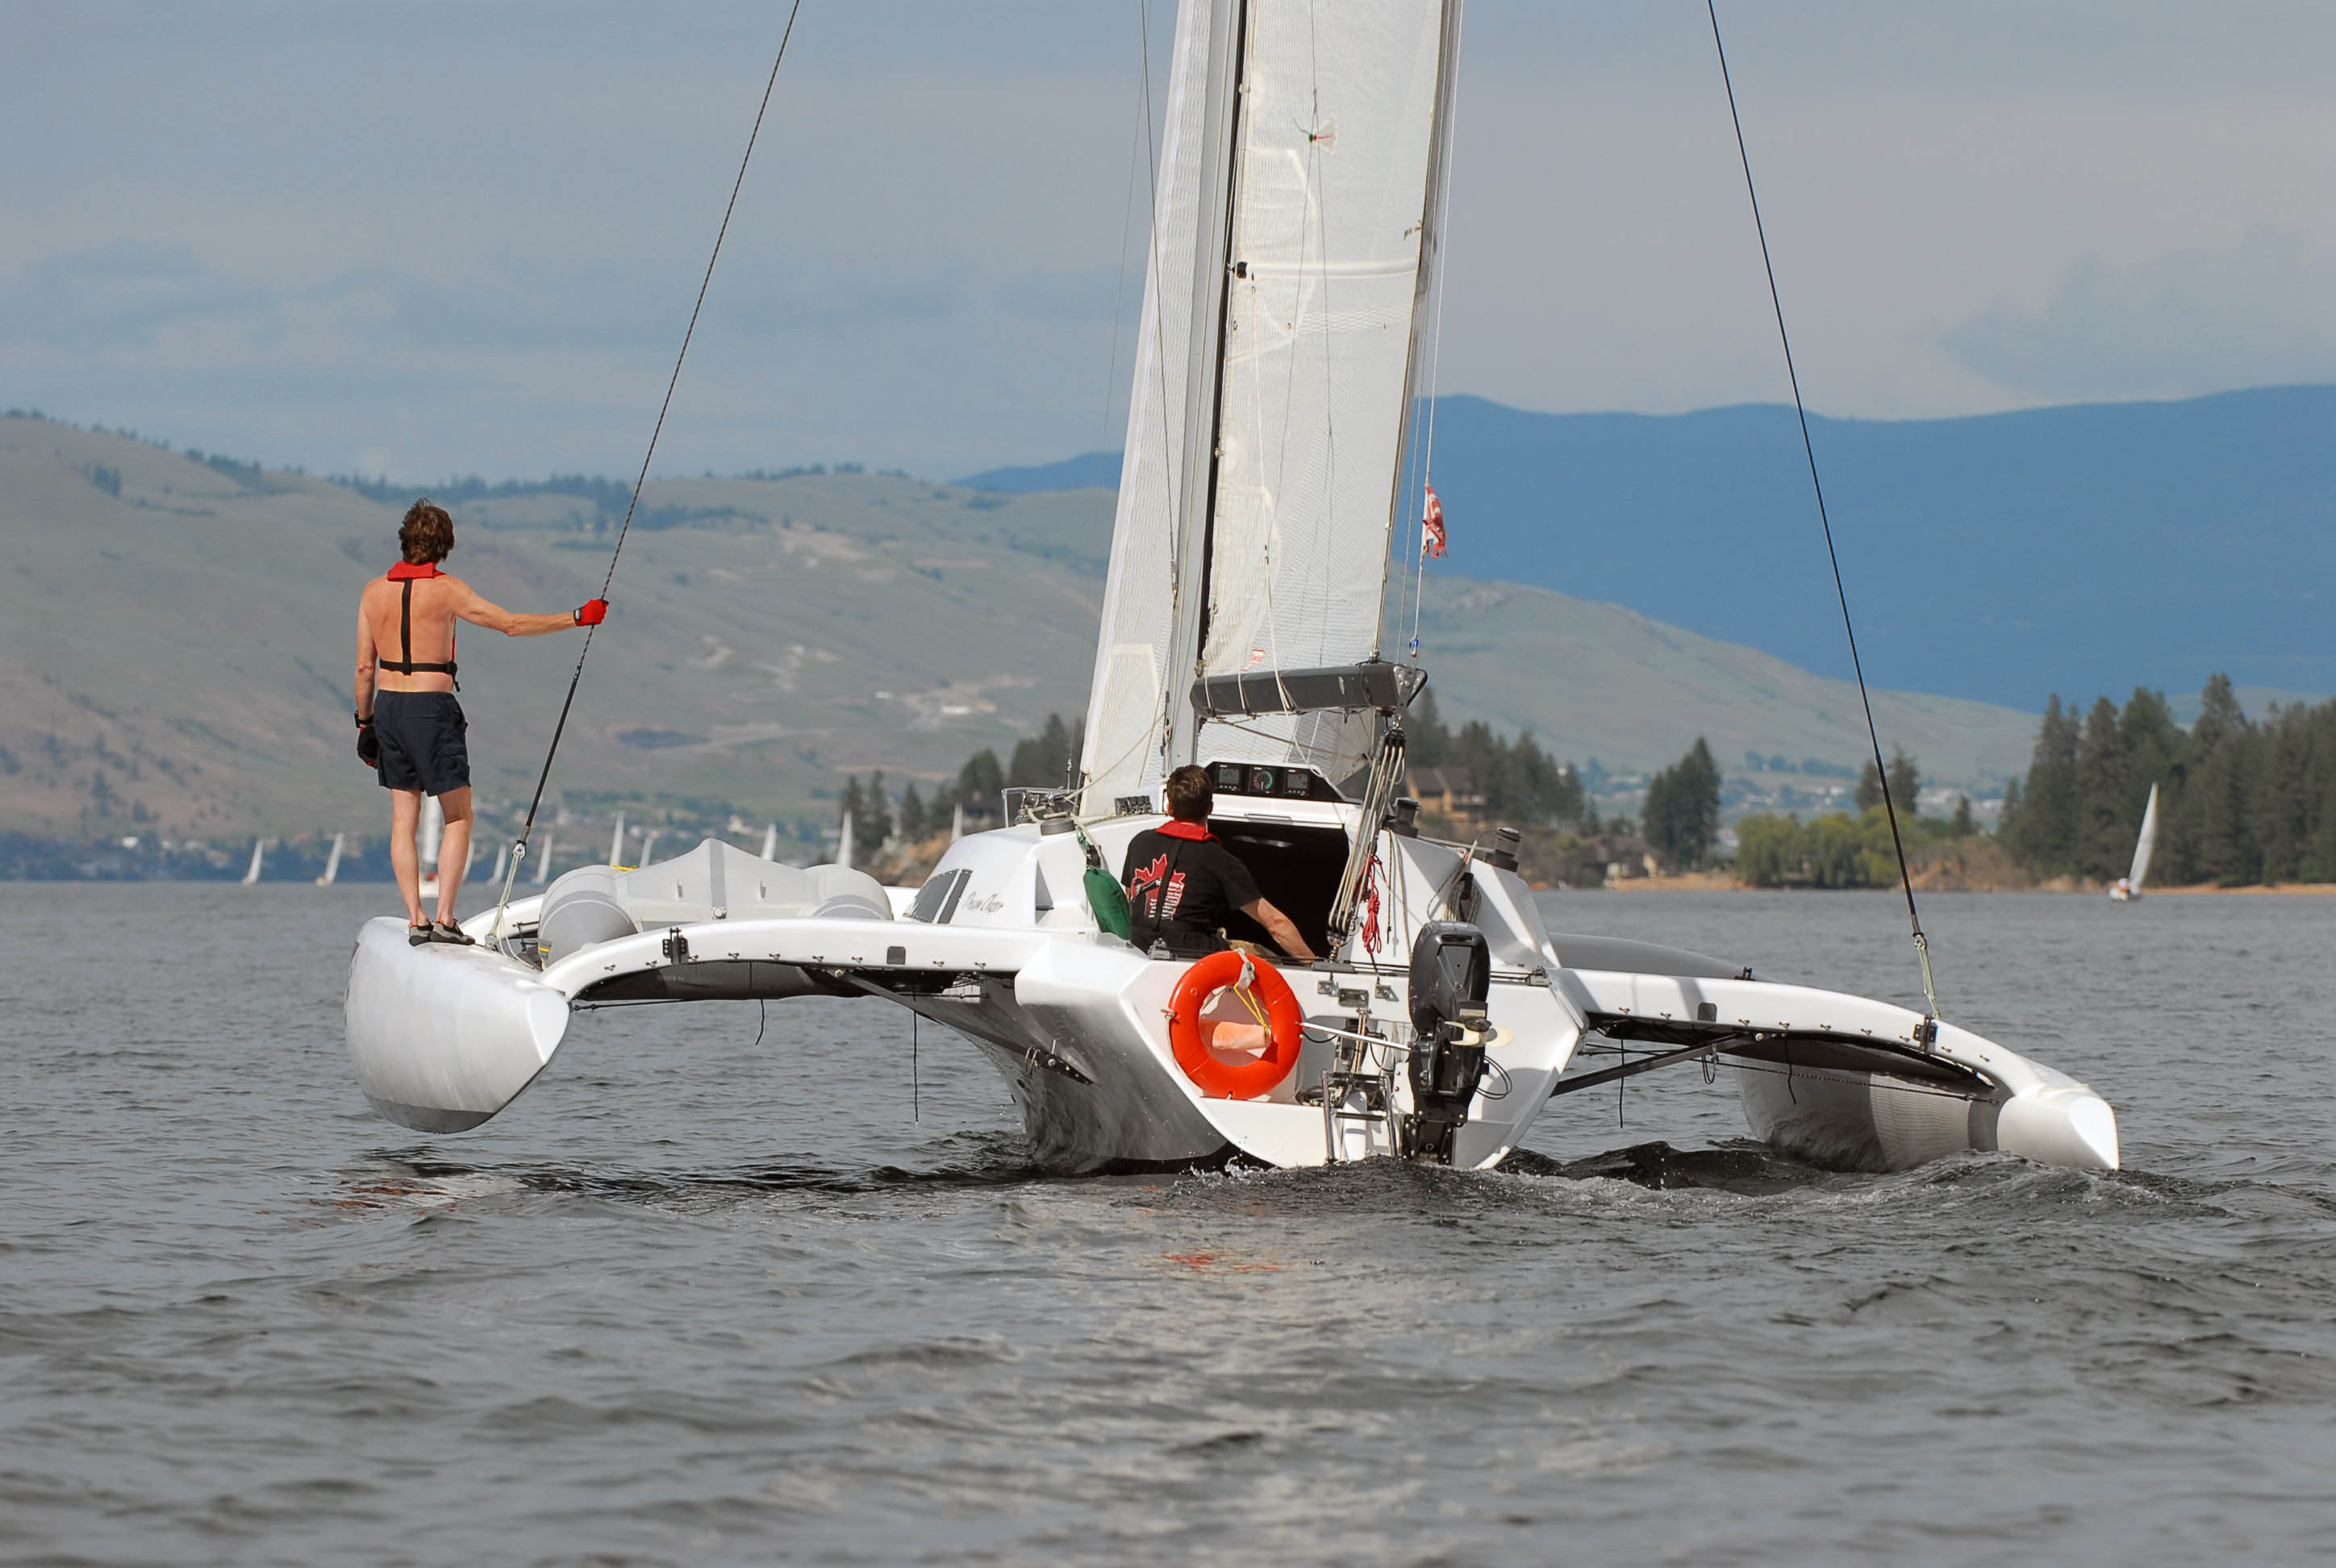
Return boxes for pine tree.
[864,769,895,845]
[2010,695,2081,874]
[897,781,926,842]
[2075,696,2128,878]
[1404,689,1451,766]
[1951,794,1975,836]
[957,749,1003,820]
[1855,757,1883,814]
[2183,676,2251,884]
[1643,737,1721,869]
[1886,748,1920,818]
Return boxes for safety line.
[491,2,807,938]
[1705,0,1939,1025]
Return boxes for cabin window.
[908,867,970,924]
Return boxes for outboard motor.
[1404,922,1492,1164]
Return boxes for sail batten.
[1082,0,1460,811]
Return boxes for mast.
[1162,0,1249,776]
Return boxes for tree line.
[1732,748,1975,889]
[1998,676,2336,886]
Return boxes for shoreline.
[1584,876,2336,896]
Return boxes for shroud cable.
[1705,0,1940,1027]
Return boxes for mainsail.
[1080,0,1462,812]
[2127,782,2159,893]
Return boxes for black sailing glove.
[355,712,380,767]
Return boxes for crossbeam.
[1542,1040,1720,1099]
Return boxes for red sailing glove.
[355,712,379,767]
[574,598,609,626]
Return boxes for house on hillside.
[1405,765,1483,826]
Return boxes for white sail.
[315,832,344,886]
[532,834,556,886]
[760,823,778,861]
[949,801,964,843]
[241,838,265,885]
[2128,782,2159,892]
[836,811,856,870]
[1081,0,1461,811]
[490,842,508,886]
[608,811,627,868]
[637,830,660,867]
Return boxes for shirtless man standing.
[355,499,608,945]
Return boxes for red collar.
[386,562,442,581]
[1158,819,1214,841]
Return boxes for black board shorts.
[373,690,471,795]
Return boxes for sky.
[4,1,2331,482]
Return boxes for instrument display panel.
[1206,761,1345,803]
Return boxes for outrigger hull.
[345,918,571,1132]
[1558,965,2120,1173]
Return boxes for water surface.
[5,885,2333,1564]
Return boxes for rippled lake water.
[6,883,2334,1565]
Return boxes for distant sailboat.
[532,833,557,886]
[241,838,265,885]
[489,841,508,886]
[760,823,778,861]
[418,795,445,900]
[2111,782,2160,902]
[949,802,964,843]
[608,811,628,869]
[637,829,660,866]
[315,832,344,887]
[835,811,855,870]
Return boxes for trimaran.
[345,0,2118,1175]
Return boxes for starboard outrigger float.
[345,0,2117,1176]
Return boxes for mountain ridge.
[0,411,2045,841]
[953,385,2336,711]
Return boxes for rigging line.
[1409,0,1466,663]
[1704,0,1938,1024]
[491,1,805,936]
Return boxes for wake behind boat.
[344,0,2117,1177]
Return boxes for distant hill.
[0,412,2038,842]
[974,386,2336,711]
[954,451,1122,494]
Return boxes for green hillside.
[0,413,2037,846]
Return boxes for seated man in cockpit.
[1121,765,1316,962]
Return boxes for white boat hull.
[341,826,2117,1178]
[345,918,570,1131]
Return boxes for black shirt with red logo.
[1120,819,1260,957]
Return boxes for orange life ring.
[1168,949,1304,1099]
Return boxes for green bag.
[1074,822,1133,939]
[1085,865,1133,939]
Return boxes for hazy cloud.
[3,2,2332,477]
[1945,227,2336,399]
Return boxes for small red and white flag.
[1421,484,1447,559]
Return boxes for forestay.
[1081,0,1460,812]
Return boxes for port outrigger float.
[345,0,2117,1176]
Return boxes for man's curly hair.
[398,498,454,565]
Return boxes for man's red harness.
[382,563,456,682]
[1156,819,1212,842]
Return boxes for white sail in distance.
[1080,0,1462,812]
[2128,782,2159,893]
